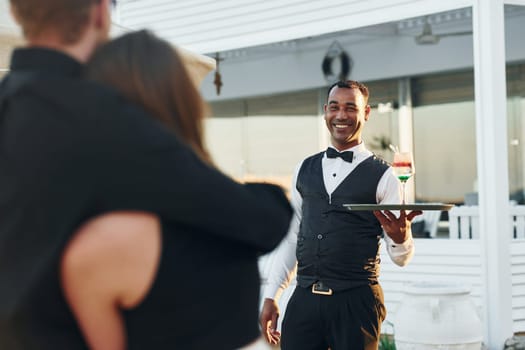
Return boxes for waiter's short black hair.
[327,80,369,104]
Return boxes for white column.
[472,0,513,348]
[398,78,415,202]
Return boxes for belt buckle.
[311,282,333,296]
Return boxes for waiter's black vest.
[296,151,389,291]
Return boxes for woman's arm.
[60,211,161,350]
[93,103,292,253]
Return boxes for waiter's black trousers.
[281,283,386,350]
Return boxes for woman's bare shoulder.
[61,211,162,308]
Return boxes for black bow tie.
[326,148,354,163]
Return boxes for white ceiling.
[213,5,525,62]
[116,1,525,66]
[117,0,475,53]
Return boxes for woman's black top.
[124,222,262,349]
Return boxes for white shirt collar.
[327,142,368,155]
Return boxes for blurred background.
[1,1,524,205]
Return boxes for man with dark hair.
[260,80,421,350]
[0,1,291,348]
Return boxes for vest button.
[317,234,323,240]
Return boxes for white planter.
[394,281,483,350]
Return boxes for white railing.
[378,239,484,329]
[449,205,525,239]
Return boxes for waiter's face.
[324,86,370,151]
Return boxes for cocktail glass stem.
[401,181,406,205]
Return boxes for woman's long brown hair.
[86,30,212,164]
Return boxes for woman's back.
[62,212,262,349]
[124,221,261,349]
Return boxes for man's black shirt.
[0,47,291,348]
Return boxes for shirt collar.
[327,142,368,155]
[10,47,84,78]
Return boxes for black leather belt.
[311,281,333,296]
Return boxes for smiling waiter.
[259,80,422,350]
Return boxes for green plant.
[378,320,396,350]
[370,135,393,151]
[379,333,396,350]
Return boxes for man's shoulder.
[16,74,151,125]
[295,151,324,175]
[4,73,173,148]
[5,72,117,112]
[32,76,122,110]
[357,153,390,178]
[367,153,390,168]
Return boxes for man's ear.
[364,104,371,121]
[93,0,111,29]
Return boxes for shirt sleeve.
[376,167,415,267]
[94,102,292,254]
[262,162,303,301]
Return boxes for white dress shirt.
[262,142,415,301]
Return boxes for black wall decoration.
[214,53,223,95]
[322,41,352,83]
